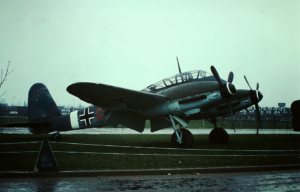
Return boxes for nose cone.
[250,90,263,104]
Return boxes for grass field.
[0,116,27,126]
[0,116,292,129]
[0,134,299,171]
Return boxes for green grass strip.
[0,134,299,171]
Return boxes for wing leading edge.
[67,82,168,112]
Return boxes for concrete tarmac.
[1,170,299,191]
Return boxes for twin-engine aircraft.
[3,59,263,148]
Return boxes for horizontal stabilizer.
[2,122,51,129]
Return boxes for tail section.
[28,83,61,122]
[3,83,109,134]
[2,83,59,133]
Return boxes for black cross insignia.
[79,108,94,126]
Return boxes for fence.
[0,106,293,129]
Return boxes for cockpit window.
[175,72,193,83]
[147,84,156,91]
[163,79,174,86]
[197,70,207,78]
[142,70,212,92]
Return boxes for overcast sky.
[0,0,299,108]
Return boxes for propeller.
[211,66,236,98]
[227,100,235,133]
[211,66,236,131]
[244,76,263,135]
[211,66,223,86]
[228,72,234,84]
[227,71,235,131]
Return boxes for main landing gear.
[169,115,194,148]
[209,118,229,144]
[51,131,61,139]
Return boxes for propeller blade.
[255,103,262,135]
[211,66,223,86]
[228,72,234,83]
[244,75,262,135]
[227,100,235,133]
[244,76,252,90]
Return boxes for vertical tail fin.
[28,83,61,122]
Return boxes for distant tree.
[0,61,14,97]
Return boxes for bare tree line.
[0,61,14,97]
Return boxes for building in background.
[0,103,294,129]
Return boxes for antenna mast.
[176,56,182,74]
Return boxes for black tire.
[51,133,61,140]
[209,128,229,144]
[171,128,194,148]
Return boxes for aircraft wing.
[67,82,168,112]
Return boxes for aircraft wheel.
[209,128,229,144]
[51,132,61,140]
[171,128,194,148]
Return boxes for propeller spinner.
[244,76,263,105]
[244,76,263,135]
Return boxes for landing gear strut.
[169,114,194,148]
[51,131,61,139]
[171,128,194,148]
[209,118,229,144]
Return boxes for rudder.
[28,83,61,122]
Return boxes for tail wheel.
[51,131,61,140]
[171,128,194,148]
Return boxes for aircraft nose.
[249,90,263,104]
